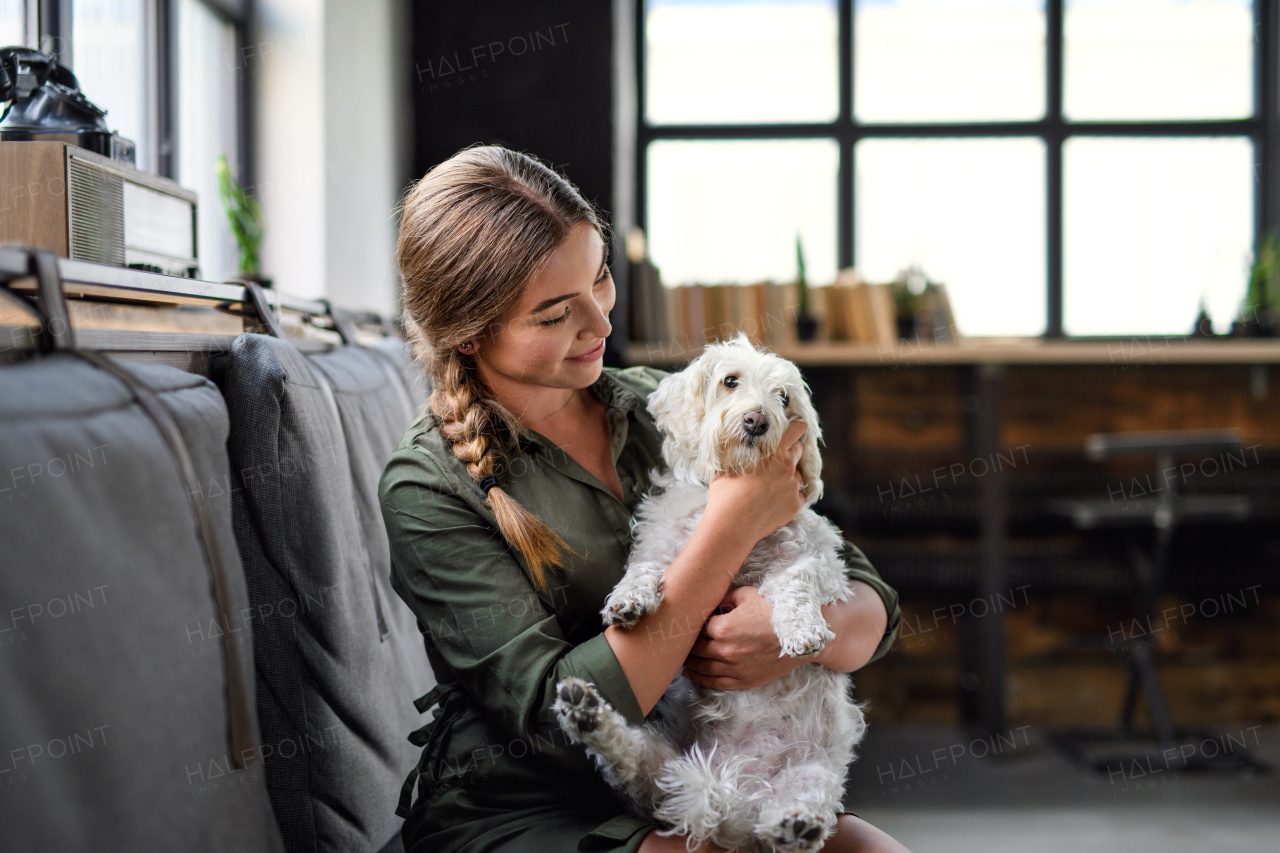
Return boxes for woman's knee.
[635,817,911,853]
[636,828,733,852]
[823,815,913,853]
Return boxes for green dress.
[378,365,901,853]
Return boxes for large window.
[0,0,25,45]
[72,0,152,170]
[176,0,242,283]
[639,0,1265,337]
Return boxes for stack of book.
[812,269,897,346]
[627,259,803,348]
[626,264,957,351]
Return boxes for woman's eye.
[779,390,789,406]
[539,309,570,327]
[722,375,738,388]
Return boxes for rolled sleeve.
[380,451,646,756]
[560,631,647,728]
[837,537,900,664]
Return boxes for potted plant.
[216,152,269,287]
[793,235,818,341]
[888,265,927,340]
[1234,229,1279,336]
[1192,299,1215,337]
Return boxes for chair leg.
[1120,658,1142,732]
[1131,640,1176,748]
[1122,535,1176,748]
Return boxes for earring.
[458,341,476,354]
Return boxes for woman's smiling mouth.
[565,340,605,362]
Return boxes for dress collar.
[512,368,643,453]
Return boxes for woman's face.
[474,221,615,394]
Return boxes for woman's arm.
[605,420,810,715]
[679,582,888,689]
[814,580,889,672]
[603,508,758,714]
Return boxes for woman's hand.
[682,585,811,689]
[682,580,889,688]
[702,419,808,548]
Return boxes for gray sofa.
[0,250,434,853]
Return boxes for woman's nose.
[580,299,612,339]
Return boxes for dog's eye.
[779,390,789,407]
[722,375,739,389]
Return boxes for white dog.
[554,334,866,853]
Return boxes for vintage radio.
[0,140,198,278]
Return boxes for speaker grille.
[68,157,125,265]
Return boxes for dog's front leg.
[602,558,668,628]
[602,511,695,628]
[757,556,841,658]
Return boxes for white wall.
[253,0,409,317]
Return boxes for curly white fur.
[554,334,868,853]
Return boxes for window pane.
[855,138,1046,336]
[0,0,25,46]
[645,0,838,125]
[854,0,1045,123]
[647,139,838,285]
[1064,137,1252,336]
[1064,0,1253,121]
[72,0,150,169]
[177,0,241,283]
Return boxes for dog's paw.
[602,585,662,628]
[552,676,608,743]
[755,806,835,852]
[777,622,836,658]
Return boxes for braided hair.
[395,146,603,592]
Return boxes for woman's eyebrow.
[528,293,575,314]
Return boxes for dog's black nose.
[742,411,769,436]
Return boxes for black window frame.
[35,0,254,189]
[636,0,1277,338]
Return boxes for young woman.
[380,146,911,853]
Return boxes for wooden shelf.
[626,337,1280,367]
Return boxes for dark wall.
[409,0,622,357]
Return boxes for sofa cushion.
[221,334,434,853]
[0,352,284,852]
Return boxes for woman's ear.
[791,382,824,507]
[648,351,713,477]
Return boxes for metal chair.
[1045,429,1259,773]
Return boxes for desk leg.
[965,363,1008,736]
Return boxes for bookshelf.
[626,337,1280,368]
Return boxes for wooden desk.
[626,338,1280,735]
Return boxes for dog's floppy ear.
[789,376,824,507]
[647,349,714,479]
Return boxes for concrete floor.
[843,724,1280,853]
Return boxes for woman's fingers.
[779,421,805,477]
[779,418,807,453]
[719,585,750,608]
[684,672,743,690]
[682,658,746,688]
[689,638,732,663]
[684,652,729,674]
